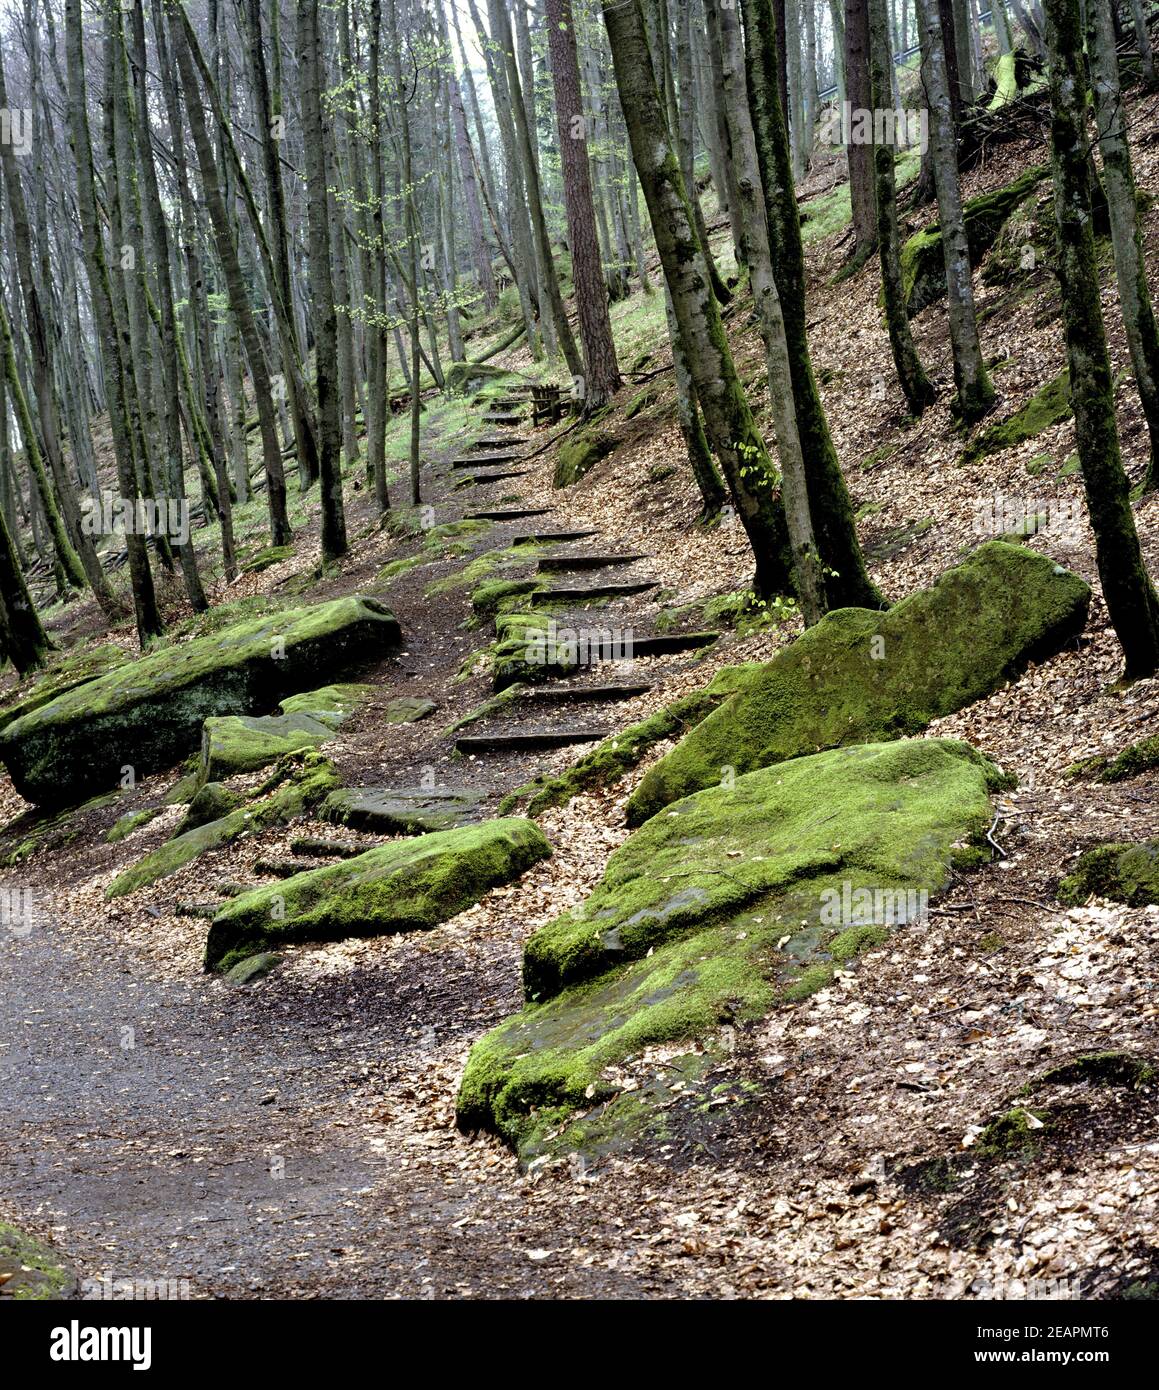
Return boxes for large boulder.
[0,597,400,808]
[204,817,552,972]
[628,542,1089,824]
[457,738,1004,1156]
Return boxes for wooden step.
[629,631,720,657]
[517,683,652,705]
[454,470,528,488]
[531,579,659,603]
[455,728,606,754]
[471,436,528,450]
[466,507,552,521]
[481,412,524,426]
[512,529,599,545]
[453,452,521,468]
[537,552,649,572]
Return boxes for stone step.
[466,507,553,522]
[452,453,522,468]
[455,728,606,754]
[531,579,659,604]
[481,412,524,426]
[517,682,652,705]
[537,552,649,572]
[512,529,599,545]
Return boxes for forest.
[1,0,1158,1331]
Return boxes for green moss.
[1059,842,1159,906]
[625,386,661,419]
[961,369,1072,463]
[240,543,295,573]
[0,1222,73,1299]
[204,816,552,972]
[176,780,246,834]
[198,684,371,783]
[499,675,748,815]
[0,597,399,808]
[223,951,283,985]
[0,644,124,733]
[459,737,998,1154]
[106,807,161,844]
[553,429,615,488]
[1037,1052,1156,1088]
[1074,734,1159,784]
[629,543,1086,823]
[974,1108,1051,1160]
[107,754,340,899]
[899,166,1047,316]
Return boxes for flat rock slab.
[204,817,552,972]
[379,695,437,724]
[629,542,1090,823]
[457,738,1003,1157]
[322,785,483,834]
[0,644,125,733]
[0,596,400,808]
[200,683,371,782]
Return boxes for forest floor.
[3,92,1159,1300]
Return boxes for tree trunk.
[917,0,994,420]
[741,0,882,608]
[1044,0,1159,677]
[1087,0,1159,492]
[66,0,162,647]
[870,0,936,413]
[546,0,622,411]
[845,0,878,262]
[298,0,348,561]
[718,0,825,623]
[602,0,793,598]
[171,10,292,548]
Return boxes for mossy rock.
[444,360,510,395]
[961,369,1071,463]
[105,806,162,844]
[625,386,660,419]
[629,542,1088,824]
[899,165,1047,316]
[198,684,371,783]
[499,668,758,816]
[241,543,295,574]
[553,429,615,488]
[0,1222,75,1300]
[1059,842,1159,906]
[321,785,482,834]
[457,738,1000,1155]
[1068,734,1159,784]
[204,816,552,972]
[379,695,437,724]
[176,780,246,834]
[471,577,543,618]
[0,597,399,808]
[490,610,572,689]
[224,951,283,985]
[107,754,340,898]
[0,643,124,733]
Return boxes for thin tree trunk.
[1087,0,1159,491]
[917,0,994,420]
[1044,0,1159,677]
